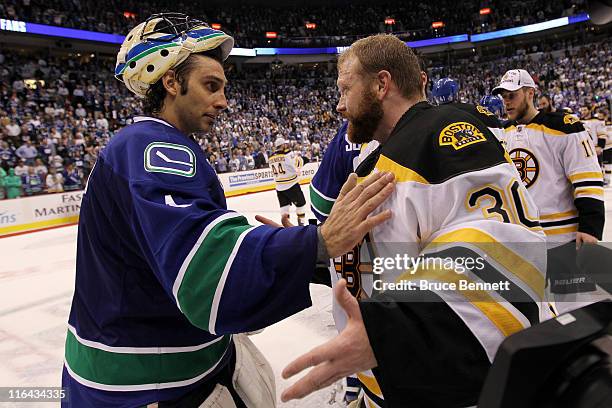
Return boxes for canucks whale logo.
[144,142,196,177]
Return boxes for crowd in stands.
[1,0,588,47]
[0,51,342,199]
[430,39,611,118]
[1,34,610,199]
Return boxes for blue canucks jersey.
[310,122,361,221]
[62,117,318,407]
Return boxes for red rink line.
[0,222,80,239]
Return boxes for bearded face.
[346,86,384,144]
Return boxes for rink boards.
[0,162,320,237]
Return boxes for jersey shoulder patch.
[532,111,585,135]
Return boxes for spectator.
[23,166,43,196]
[0,141,16,167]
[237,149,247,171]
[0,166,6,200]
[229,152,240,172]
[215,154,228,173]
[33,158,48,181]
[50,155,64,170]
[95,113,109,130]
[46,167,64,193]
[14,159,29,178]
[62,162,82,191]
[16,141,38,164]
[5,168,22,199]
[245,147,255,170]
[75,103,87,118]
[5,120,21,139]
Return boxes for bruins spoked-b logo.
[439,122,487,150]
[333,237,373,300]
[509,148,539,187]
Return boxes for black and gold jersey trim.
[380,102,509,185]
[504,111,586,135]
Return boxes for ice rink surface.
[1,185,611,407]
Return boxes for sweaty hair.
[143,48,223,115]
[338,34,422,99]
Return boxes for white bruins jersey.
[582,118,608,150]
[268,150,303,191]
[331,103,550,407]
[499,112,605,245]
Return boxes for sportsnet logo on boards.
[439,122,487,150]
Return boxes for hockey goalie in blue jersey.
[61,13,395,408]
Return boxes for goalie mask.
[115,13,234,97]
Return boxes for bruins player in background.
[579,106,609,183]
[269,137,308,225]
[281,34,551,408]
[492,70,605,302]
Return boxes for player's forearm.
[575,197,605,240]
[209,224,319,334]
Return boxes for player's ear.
[420,71,428,97]
[376,70,391,99]
[162,70,179,97]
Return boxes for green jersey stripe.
[208,226,257,334]
[196,33,226,42]
[177,215,253,330]
[173,212,243,311]
[309,185,335,216]
[64,330,230,387]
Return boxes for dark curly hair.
[143,48,223,115]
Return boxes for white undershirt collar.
[133,116,176,129]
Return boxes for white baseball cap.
[274,138,286,148]
[492,69,537,95]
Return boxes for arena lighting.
[123,11,136,19]
[1,13,590,53]
[432,21,444,29]
[305,22,316,29]
[265,31,278,39]
[385,18,396,25]
[254,34,469,55]
[407,34,468,47]
[470,14,589,42]
[480,8,491,15]
[211,23,221,30]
